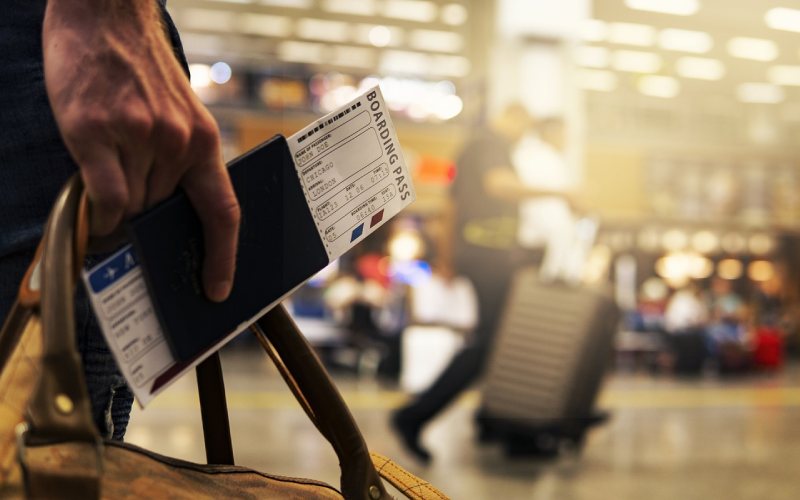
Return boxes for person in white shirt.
[512,117,587,282]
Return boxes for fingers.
[77,145,129,236]
[146,112,192,207]
[179,110,240,302]
[181,148,240,303]
[116,105,155,215]
[119,146,153,216]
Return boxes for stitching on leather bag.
[372,455,447,499]
[375,458,446,499]
[105,441,342,493]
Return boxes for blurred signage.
[415,156,456,185]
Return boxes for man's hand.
[43,0,240,302]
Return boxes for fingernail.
[209,280,232,302]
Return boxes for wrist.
[45,0,158,29]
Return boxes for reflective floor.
[127,348,800,500]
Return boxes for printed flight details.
[287,86,415,260]
[81,86,415,406]
[83,245,174,406]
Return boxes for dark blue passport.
[128,135,329,362]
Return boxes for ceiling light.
[625,0,699,16]
[717,259,743,280]
[727,37,778,62]
[748,261,775,282]
[765,7,800,33]
[178,33,223,56]
[768,65,800,86]
[239,14,292,37]
[578,69,618,92]
[721,233,746,253]
[581,19,608,42]
[182,8,235,31]
[575,46,610,68]
[691,230,719,254]
[637,227,661,251]
[430,55,471,78]
[389,230,425,261]
[689,256,714,279]
[259,0,312,7]
[357,24,403,47]
[409,30,463,53]
[434,95,463,120]
[612,50,662,73]
[737,82,784,104]
[382,0,437,23]
[380,50,432,75]
[662,229,688,250]
[209,62,232,84]
[277,41,326,64]
[296,18,350,42]
[676,57,725,80]
[749,234,775,255]
[330,46,376,69]
[321,0,376,16]
[441,4,468,25]
[655,251,711,288]
[189,64,211,90]
[637,75,681,99]
[368,26,392,47]
[609,22,656,46]
[658,28,713,53]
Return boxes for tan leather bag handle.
[252,311,389,500]
[26,175,98,443]
[250,314,447,500]
[10,176,444,500]
[10,175,104,499]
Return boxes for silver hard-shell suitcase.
[477,267,619,456]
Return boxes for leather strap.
[251,326,326,438]
[196,353,234,465]
[253,307,390,500]
[251,319,449,500]
[370,453,448,500]
[28,175,98,442]
[20,176,101,498]
[9,176,444,499]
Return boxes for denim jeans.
[0,0,187,440]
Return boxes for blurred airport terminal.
[129,1,800,498]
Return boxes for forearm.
[42,0,239,301]
[43,0,165,71]
[46,0,158,18]
[45,0,161,31]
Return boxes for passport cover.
[128,134,329,362]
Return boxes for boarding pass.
[82,87,415,406]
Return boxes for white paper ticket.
[81,86,415,406]
[287,86,415,260]
[83,245,175,406]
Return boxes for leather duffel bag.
[0,176,447,499]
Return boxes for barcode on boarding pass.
[295,102,362,144]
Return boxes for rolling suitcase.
[476,266,619,457]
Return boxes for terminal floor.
[127,350,800,500]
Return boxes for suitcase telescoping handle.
[14,175,444,500]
